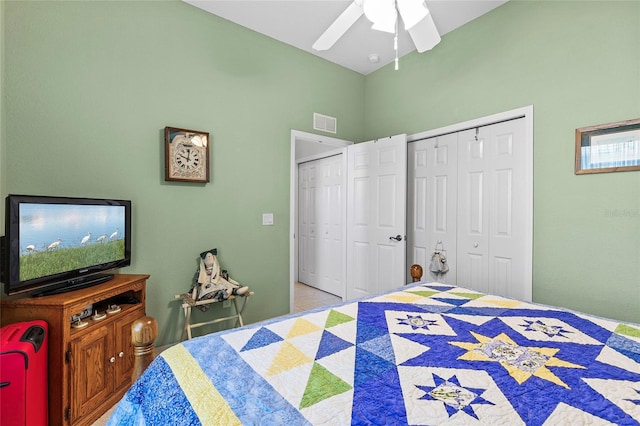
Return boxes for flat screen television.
[1,194,132,297]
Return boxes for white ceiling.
[183,0,508,75]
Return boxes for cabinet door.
[113,311,142,392]
[70,324,114,423]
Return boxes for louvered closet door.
[407,133,458,283]
[457,118,529,300]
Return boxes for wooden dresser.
[1,274,149,426]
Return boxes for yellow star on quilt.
[450,331,585,389]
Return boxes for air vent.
[313,113,337,134]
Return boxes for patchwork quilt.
[108,283,640,425]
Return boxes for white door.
[317,155,344,296]
[457,119,530,300]
[298,155,344,296]
[297,162,317,287]
[407,132,458,284]
[346,134,407,299]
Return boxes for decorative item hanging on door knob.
[429,241,449,275]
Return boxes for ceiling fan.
[312,0,441,56]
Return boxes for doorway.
[298,154,345,297]
[294,282,341,313]
[289,106,533,312]
[289,130,352,313]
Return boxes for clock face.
[165,128,210,183]
[170,143,205,180]
[173,144,201,171]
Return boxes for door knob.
[389,235,403,242]
[473,243,479,248]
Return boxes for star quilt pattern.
[108,283,640,425]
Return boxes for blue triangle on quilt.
[240,327,283,352]
[417,304,458,314]
[316,330,354,360]
[606,333,640,363]
[431,297,471,307]
[353,345,396,388]
[422,284,456,291]
[351,361,407,424]
[461,306,511,317]
[355,320,389,345]
[358,334,395,364]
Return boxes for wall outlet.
[222,300,231,309]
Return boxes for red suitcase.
[0,320,48,426]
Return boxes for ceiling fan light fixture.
[397,0,429,30]
[363,0,397,33]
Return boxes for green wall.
[1,0,364,346]
[365,0,640,323]
[2,0,639,348]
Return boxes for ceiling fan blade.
[396,0,429,30]
[408,12,441,52]
[312,2,364,51]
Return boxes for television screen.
[3,195,132,296]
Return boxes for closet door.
[298,155,345,297]
[298,162,318,287]
[346,135,407,299]
[457,118,529,300]
[316,155,345,297]
[407,133,458,283]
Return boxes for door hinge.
[65,350,71,363]
[65,406,71,421]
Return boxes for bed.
[108,271,640,425]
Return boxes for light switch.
[262,213,274,226]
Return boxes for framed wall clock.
[164,126,210,183]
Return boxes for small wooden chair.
[174,291,253,340]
